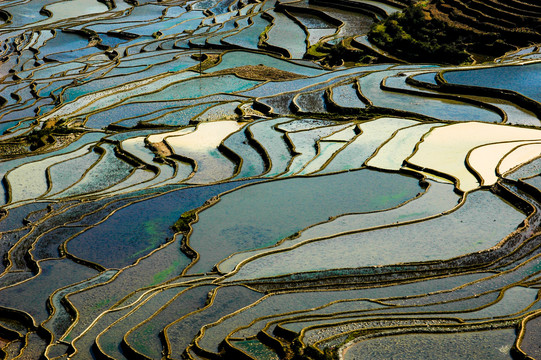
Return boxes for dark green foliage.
[322,347,338,360]
[368,2,471,64]
[25,118,81,150]
[26,129,54,150]
[290,344,338,360]
[172,209,198,233]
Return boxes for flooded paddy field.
[0,0,541,359]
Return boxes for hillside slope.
[368,0,541,63]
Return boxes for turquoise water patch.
[443,63,541,103]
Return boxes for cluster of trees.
[368,2,472,64]
[24,118,79,150]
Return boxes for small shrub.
[172,209,197,233]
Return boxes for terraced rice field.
[0,0,541,359]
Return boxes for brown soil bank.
[214,64,306,81]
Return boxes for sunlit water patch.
[321,117,418,173]
[407,122,541,192]
[469,141,541,187]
